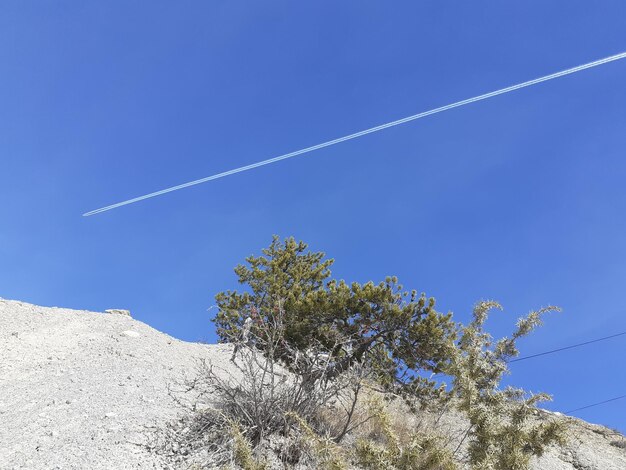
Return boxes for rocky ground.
[1,299,625,469]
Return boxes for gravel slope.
[0,299,231,470]
[1,299,624,469]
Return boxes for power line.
[430,328,626,418]
[509,330,626,363]
[429,329,626,380]
[510,331,626,416]
[83,51,626,216]
[566,394,626,414]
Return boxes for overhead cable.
[566,394,626,414]
[509,330,626,363]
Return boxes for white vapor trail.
[84,51,626,217]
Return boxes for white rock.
[120,330,140,338]
[105,309,131,317]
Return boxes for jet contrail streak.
[84,51,626,216]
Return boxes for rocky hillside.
[1,299,625,469]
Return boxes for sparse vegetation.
[444,301,568,469]
[354,396,457,470]
[610,439,626,450]
[159,237,568,469]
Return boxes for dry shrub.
[152,300,569,470]
[286,412,348,470]
[205,306,367,448]
[230,421,268,470]
[154,306,373,468]
[610,439,626,450]
[354,396,457,470]
[144,406,230,468]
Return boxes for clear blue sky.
[1,2,625,431]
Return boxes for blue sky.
[1,2,625,431]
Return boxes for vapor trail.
[84,51,626,216]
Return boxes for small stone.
[104,412,117,418]
[105,309,131,317]
[121,330,140,338]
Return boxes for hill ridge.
[1,299,624,469]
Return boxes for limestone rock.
[121,330,140,338]
[105,309,131,317]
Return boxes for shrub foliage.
[159,236,570,469]
[444,301,567,469]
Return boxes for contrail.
[84,51,626,216]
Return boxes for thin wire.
[428,328,626,381]
[509,330,626,363]
[83,51,626,216]
[566,394,626,414]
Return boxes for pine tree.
[213,236,456,389]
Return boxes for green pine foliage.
[213,236,456,391]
